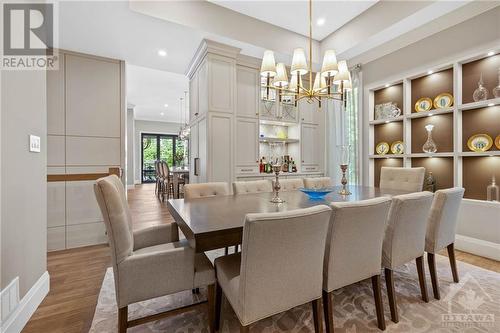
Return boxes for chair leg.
[371,275,386,331]
[224,247,229,255]
[384,268,398,323]
[215,282,222,331]
[447,243,459,283]
[416,256,429,303]
[427,252,440,300]
[118,306,128,333]
[207,284,216,333]
[322,290,334,333]
[234,245,239,253]
[240,324,249,333]
[312,298,323,333]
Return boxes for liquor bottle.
[292,160,297,172]
[282,155,288,172]
[288,158,293,172]
[424,172,436,192]
[487,176,499,201]
[259,158,264,173]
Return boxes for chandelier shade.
[290,48,308,75]
[273,63,289,87]
[333,60,350,84]
[260,50,277,77]
[320,50,338,77]
[313,72,327,91]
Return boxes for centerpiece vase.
[423,124,438,153]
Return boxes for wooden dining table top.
[167,185,410,253]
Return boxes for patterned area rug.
[90,253,500,332]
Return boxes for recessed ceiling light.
[316,17,326,26]
[427,70,434,75]
[487,51,495,56]
[488,103,494,107]
[164,104,169,108]
[158,49,167,57]
[160,112,164,116]
[385,83,390,88]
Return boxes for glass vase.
[422,124,438,153]
[487,176,499,202]
[473,73,488,102]
[493,68,500,98]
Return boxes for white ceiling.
[208,0,378,40]
[127,64,189,123]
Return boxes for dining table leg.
[173,174,179,199]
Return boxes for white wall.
[1,70,47,298]
[133,120,181,184]
[126,108,135,186]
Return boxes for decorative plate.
[376,142,390,155]
[415,97,433,112]
[467,134,493,152]
[495,134,500,150]
[433,93,454,109]
[391,141,405,154]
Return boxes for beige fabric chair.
[273,178,304,192]
[379,167,425,192]
[382,191,434,323]
[233,180,273,195]
[323,197,392,332]
[425,187,464,299]
[304,177,332,189]
[184,182,230,199]
[94,175,216,333]
[214,206,332,333]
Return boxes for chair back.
[233,180,273,195]
[426,187,464,253]
[304,177,332,189]
[94,175,134,300]
[273,178,304,192]
[160,161,170,179]
[324,197,392,291]
[380,167,425,192]
[382,191,434,268]
[154,160,160,179]
[238,205,332,324]
[184,182,230,199]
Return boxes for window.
[141,133,187,183]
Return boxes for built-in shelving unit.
[367,48,500,201]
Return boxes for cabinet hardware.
[194,158,200,176]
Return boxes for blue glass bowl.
[299,187,334,199]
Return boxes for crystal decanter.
[473,73,488,102]
[487,176,499,202]
[493,68,500,98]
[422,124,438,153]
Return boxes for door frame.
[140,133,181,183]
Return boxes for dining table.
[170,167,189,199]
[167,185,411,253]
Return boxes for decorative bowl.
[299,187,334,199]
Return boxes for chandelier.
[260,0,352,108]
[178,91,190,140]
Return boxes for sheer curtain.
[326,66,362,185]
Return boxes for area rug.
[90,253,500,332]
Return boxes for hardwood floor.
[23,184,500,332]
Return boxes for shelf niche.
[411,157,454,191]
[411,113,454,153]
[411,68,453,113]
[462,156,500,200]
[462,53,500,104]
[374,83,404,119]
[374,158,403,188]
[374,122,403,153]
[462,105,500,152]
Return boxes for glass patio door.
[141,133,186,183]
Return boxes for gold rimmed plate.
[415,97,433,112]
[467,134,493,152]
[391,141,405,154]
[495,134,500,150]
[376,142,390,155]
[433,93,454,109]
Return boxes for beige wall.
[1,70,47,297]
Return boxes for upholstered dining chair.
[382,191,434,323]
[425,187,465,299]
[273,178,304,192]
[379,167,425,192]
[214,205,332,333]
[323,197,392,332]
[233,180,273,194]
[160,161,173,201]
[94,175,216,333]
[304,177,332,189]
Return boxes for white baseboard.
[0,271,50,333]
[127,184,135,190]
[455,234,500,261]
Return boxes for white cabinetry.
[299,99,321,125]
[235,118,259,175]
[236,65,259,119]
[301,123,324,172]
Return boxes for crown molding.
[186,39,241,78]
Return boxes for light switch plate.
[29,135,41,153]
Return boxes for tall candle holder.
[338,145,351,195]
[269,142,285,203]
